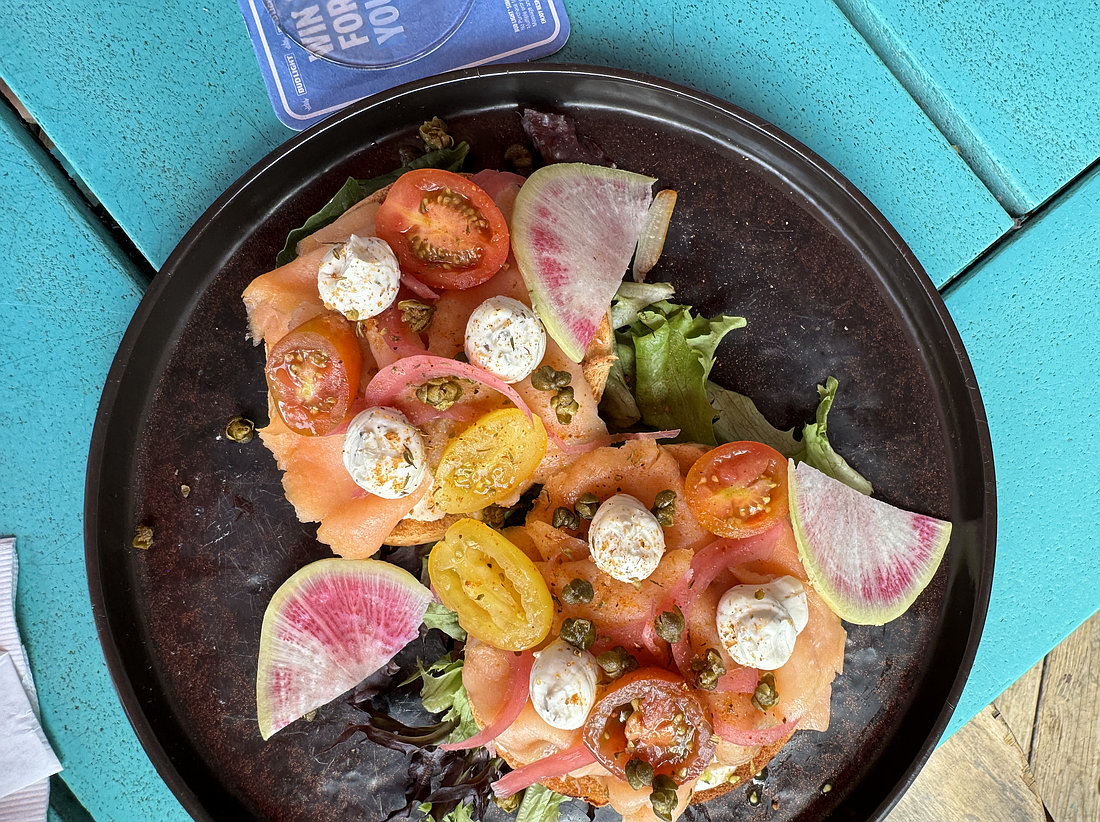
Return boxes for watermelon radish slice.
[512,163,656,362]
[256,558,431,740]
[788,461,952,625]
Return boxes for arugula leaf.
[422,601,467,641]
[418,654,479,743]
[627,302,745,444]
[792,377,873,495]
[515,785,569,822]
[707,382,800,456]
[274,142,470,267]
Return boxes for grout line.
[1026,654,1050,770]
[0,85,156,287]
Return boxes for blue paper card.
[239,0,570,130]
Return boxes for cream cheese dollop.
[529,638,599,730]
[342,407,426,499]
[464,296,547,384]
[318,234,401,321]
[588,493,666,583]
[715,575,809,670]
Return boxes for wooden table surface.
[1,1,1098,820]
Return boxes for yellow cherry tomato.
[432,408,547,514]
[428,518,553,650]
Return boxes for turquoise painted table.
[1,0,1098,819]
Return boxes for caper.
[505,142,534,176]
[625,758,654,790]
[751,671,780,710]
[531,364,572,391]
[415,377,463,411]
[132,525,154,551]
[552,506,579,530]
[398,299,435,333]
[481,504,508,529]
[225,415,255,443]
[574,492,600,520]
[550,385,579,424]
[560,617,595,651]
[493,792,522,813]
[650,775,679,822]
[651,489,676,526]
[419,116,454,150]
[561,578,595,605]
[596,646,639,680]
[690,648,727,691]
[653,606,685,644]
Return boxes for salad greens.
[791,377,873,495]
[708,376,873,495]
[514,785,569,822]
[275,142,470,267]
[604,298,745,445]
[423,602,467,641]
[417,653,479,744]
[606,282,872,493]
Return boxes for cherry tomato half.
[582,668,716,784]
[685,441,789,539]
[428,518,553,651]
[433,408,548,514]
[375,169,510,290]
[264,312,362,436]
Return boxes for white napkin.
[0,536,61,818]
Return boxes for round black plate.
[86,64,994,822]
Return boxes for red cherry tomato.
[375,169,509,290]
[685,441,789,539]
[264,312,362,435]
[582,668,715,784]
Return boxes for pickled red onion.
[400,273,439,300]
[441,650,534,752]
[491,743,597,798]
[362,354,534,427]
[716,666,759,693]
[712,713,800,747]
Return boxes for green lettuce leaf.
[439,802,476,822]
[706,382,800,456]
[274,142,470,267]
[610,281,676,329]
[417,653,479,743]
[422,601,467,641]
[792,376,873,495]
[599,330,642,429]
[628,302,745,444]
[515,785,569,822]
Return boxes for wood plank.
[0,1,1011,282]
[1030,609,1100,822]
[555,0,1012,288]
[994,659,1044,760]
[0,104,190,822]
[885,705,1046,822]
[941,161,1100,738]
[834,0,1100,215]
